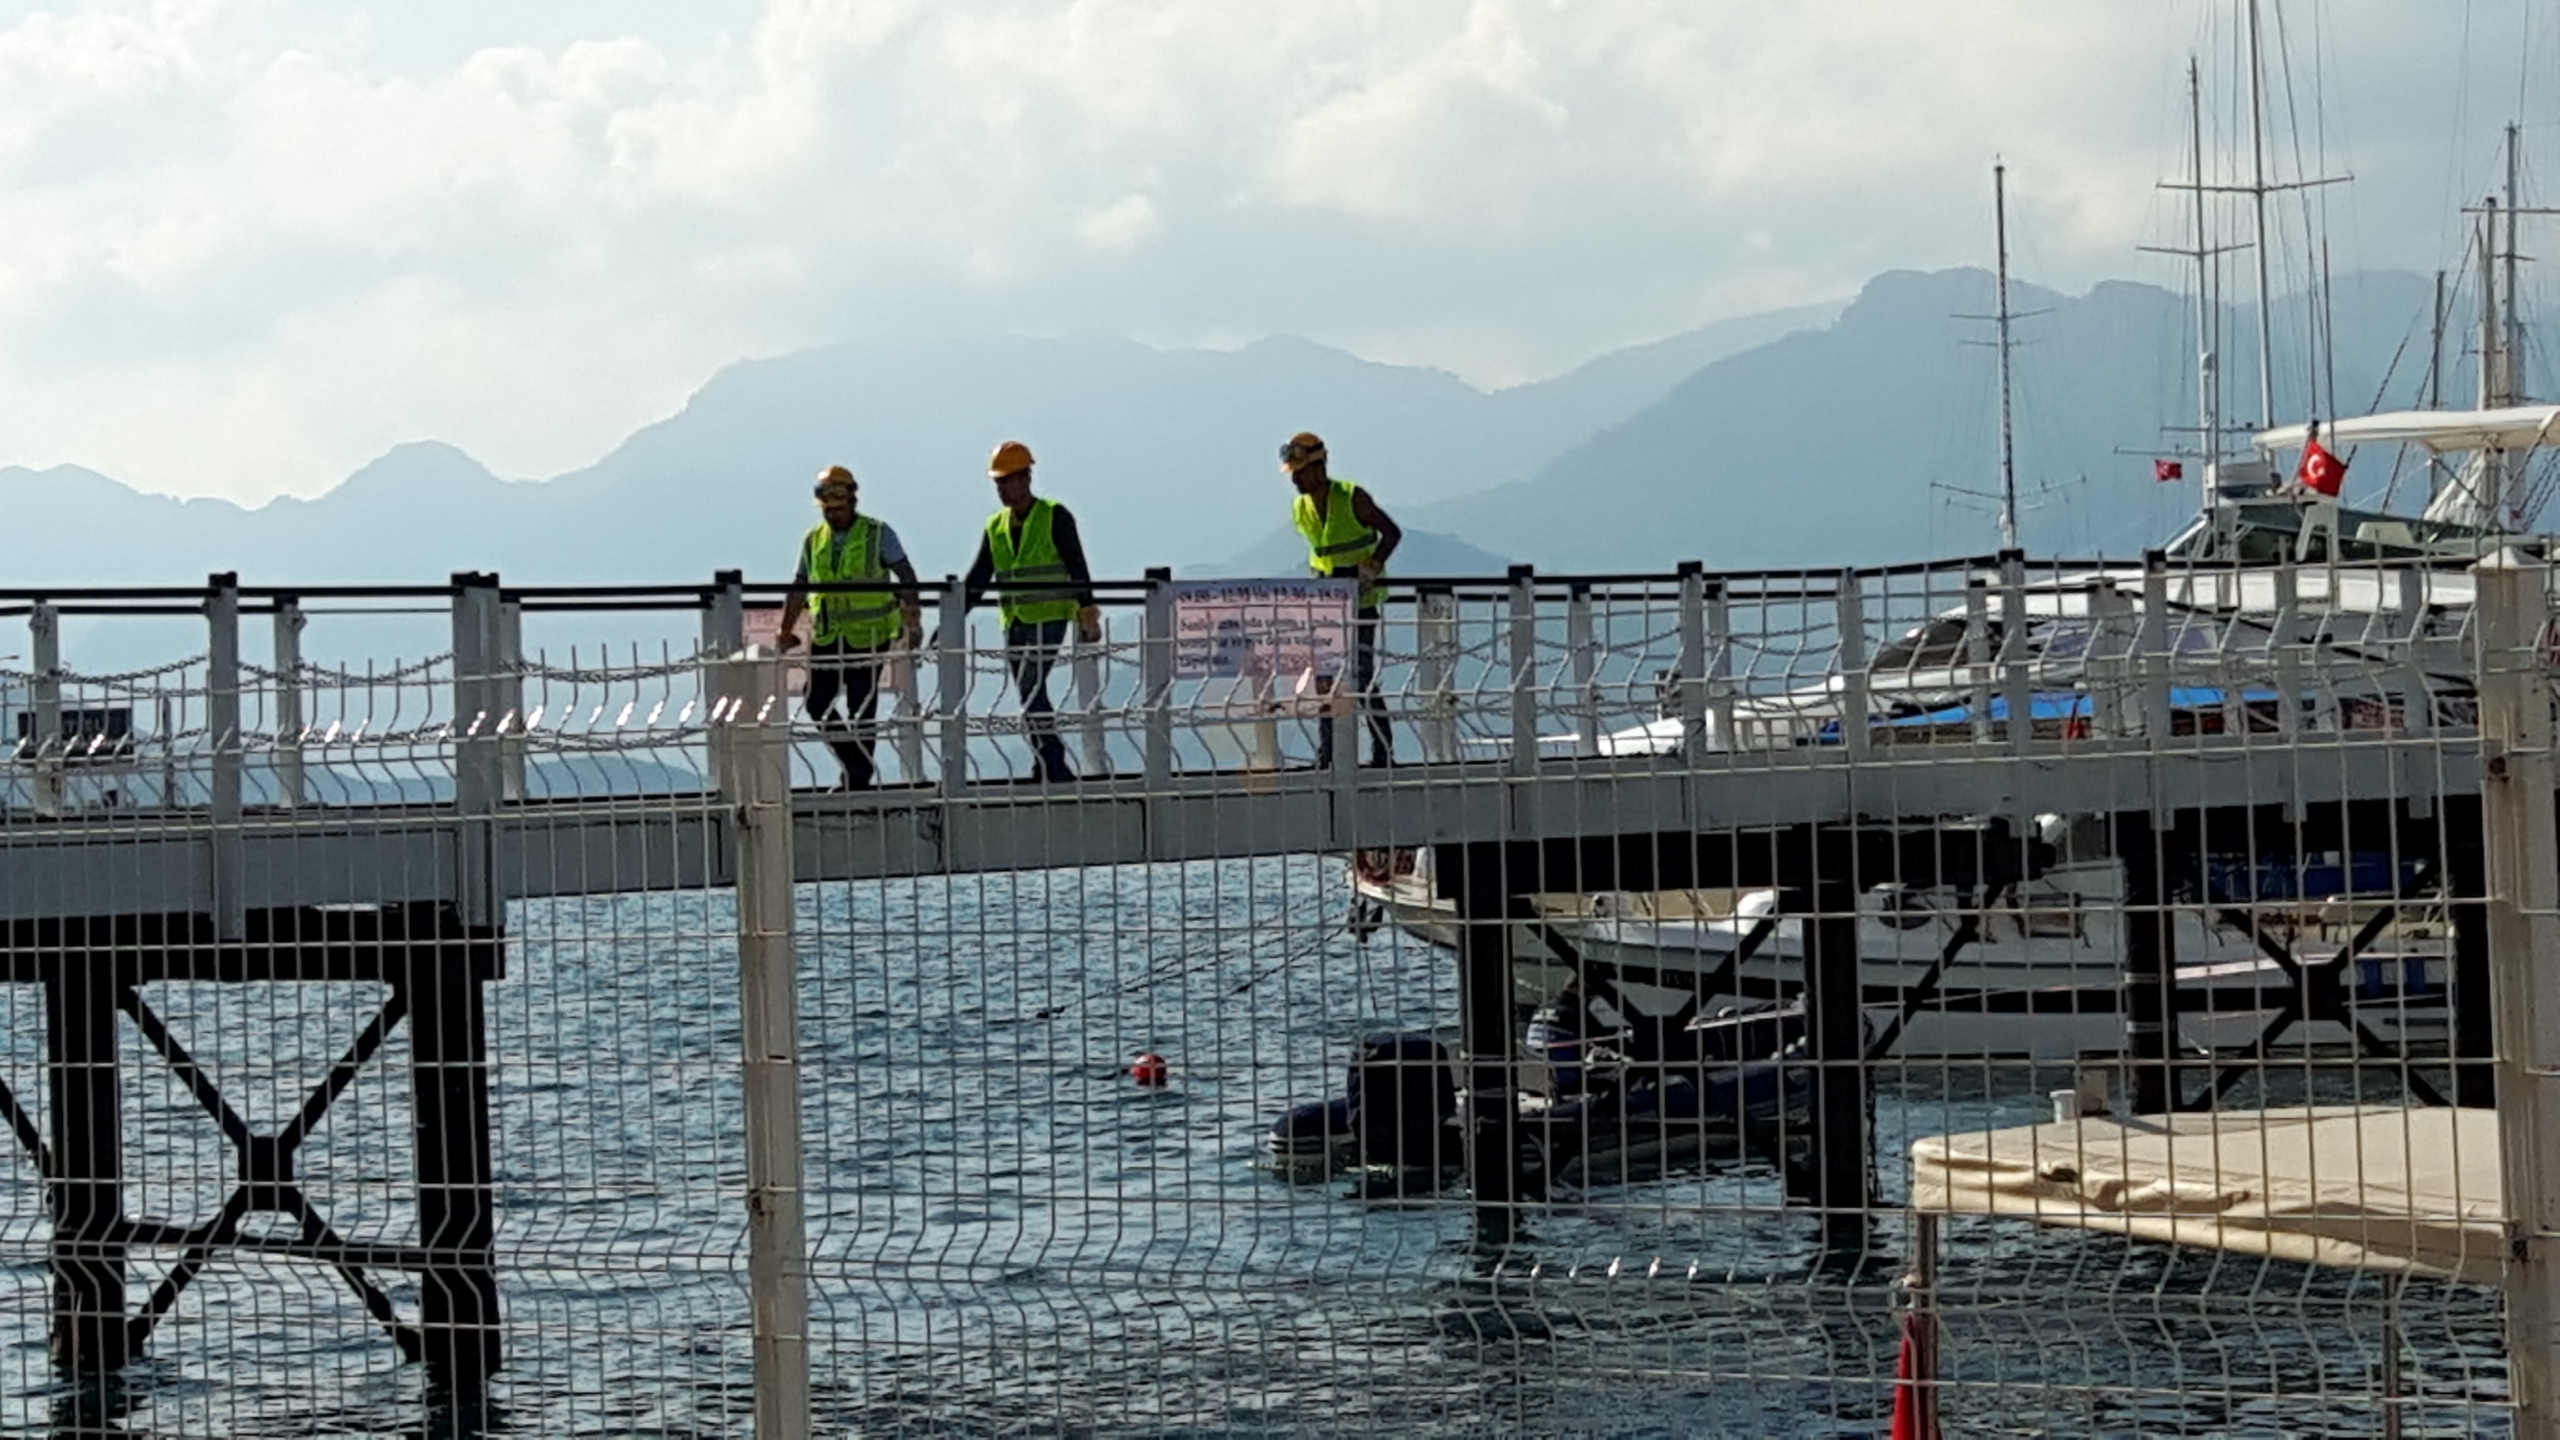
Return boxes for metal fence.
[0,551,2550,1436]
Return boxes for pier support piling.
[1447,841,1522,1242]
[45,959,130,1376]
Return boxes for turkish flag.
[2296,434,2346,497]
[2154,458,2184,482]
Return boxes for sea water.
[0,856,2511,1437]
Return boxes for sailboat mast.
[1994,162,2019,551]
[2246,0,2277,426]
[2188,58,2221,509]
[2504,123,2524,408]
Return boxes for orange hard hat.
[988,440,1035,478]
[813,465,855,500]
[1279,432,1326,471]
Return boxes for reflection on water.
[0,860,2514,1436]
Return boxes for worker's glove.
[1076,605,1103,645]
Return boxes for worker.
[776,465,922,790]
[961,440,1102,783]
[1282,431,1400,768]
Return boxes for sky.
[0,0,2546,505]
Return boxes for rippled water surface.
[0,859,2515,1436]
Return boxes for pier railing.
[0,551,2497,817]
[0,550,2549,1437]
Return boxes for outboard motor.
[1347,1032,1457,1175]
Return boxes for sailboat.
[1352,81,2556,1061]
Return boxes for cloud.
[0,0,2522,503]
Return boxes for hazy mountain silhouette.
[1413,267,2469,571]
[0,304,1826,590]
[0,271,2508,593]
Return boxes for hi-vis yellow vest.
[1293,478,1385,608]
[803,517,902,647]
[987,499,1079,627]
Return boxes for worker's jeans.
[1007,618,1074,783]
[1316,607,1392,770]
[804,638,888,789]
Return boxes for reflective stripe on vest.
[804,518,902,647]
[987,499,1080,627]
[1292,478,1385,608]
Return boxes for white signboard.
[1172,579,1355,682]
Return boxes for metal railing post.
[2272,560,2304,737]
[1143,568,1174,790]
[1675,563,1706,760]
[716,653,810,1440]
[1507,567,1539,777]
[1568,583,1599,759]
[2139,552,2170,743]
[2397,566,2433,736]
[936,580,968,796]
[31,600,62,817]
[273,595,307,809]
[1965,575,1993,746]
[1999,549,2030,753]
[2475,549,2560,1440]
[704,570,746,794]
[1835,568,1870,758]
[1073,609,1107,778]
[1418,587,1457,765]
[207,573,244,939]
[450,572,502,927]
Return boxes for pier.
[0,549,2550,1435]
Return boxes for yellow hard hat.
[1279,432,1326,471]
[988,440,1035,479]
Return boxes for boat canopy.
[1910,1105,2500,1283]
[2255,405,2560,456]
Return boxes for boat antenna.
[1993,161,2020,551]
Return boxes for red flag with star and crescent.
[2296,429,2346,497]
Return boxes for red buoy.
[1130,1052,1169,1086]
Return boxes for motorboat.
[1262,1002,1818,1193]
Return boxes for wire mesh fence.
[0,550,2549,1436]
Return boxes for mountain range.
[0,268,2515,592]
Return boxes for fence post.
[1507,567,1539,777]
[273,595,307,809]
[717,653,810,1440]
[1144,568,1174,790]
[1418,587,1457,765]
[1568,583,1599,758]
[2475,549,2560,1440]
[31,600,61,817]
[207,573,244,940]
[1835,569,1870,758]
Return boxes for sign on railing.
[1170,579,1354,681]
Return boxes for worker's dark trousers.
[1317,607,1392,770]
[805,638,888,789]
[1006,618,1074,783]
